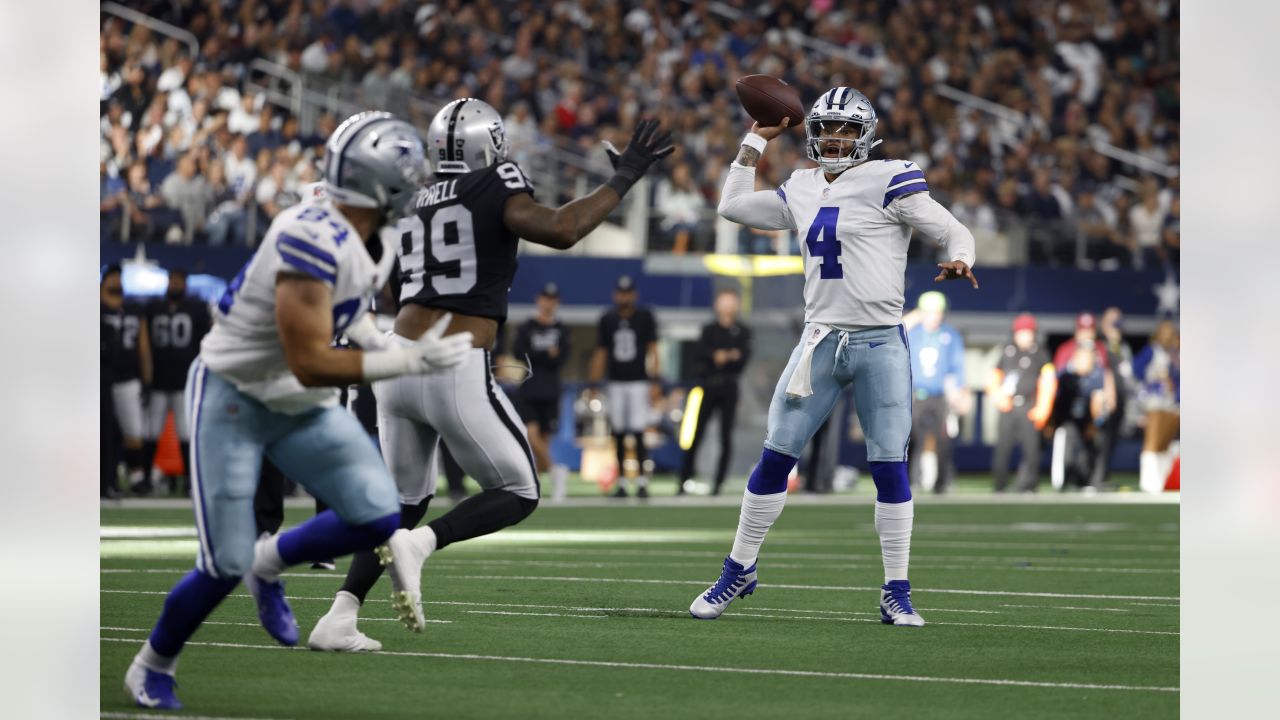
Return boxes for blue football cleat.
[879,579,926,627]
[124,660,182,710]
[244,573,299,645]
[689,556,758,619]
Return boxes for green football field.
[100,484,1179,719]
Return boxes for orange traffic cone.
[1164,455,1180,491]
[153,412,185,477]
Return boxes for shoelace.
[704,563,746,603]
[885,586,915,615]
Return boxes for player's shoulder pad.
[880,159,929,208]
[272,204,348,286]
[777,167,820,203]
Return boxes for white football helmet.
[804,87,882,173]
[426,98,508,174]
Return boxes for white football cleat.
[376,528,427,632]
[689,556,758,619]
[308,591,382,652]
[879,580,926,627]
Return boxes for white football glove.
[361,314,474,381]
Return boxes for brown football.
[735,75,806,129]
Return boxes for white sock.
[1139,451,1163,493]
[252,533,286,582]
[550,464,568,502]
[137,640,178,675]
[635,475,649,489]
[409,525,438,559]
[920,452,937,492]
[728,490,788,567]
[875,500,914,582]
[324,590,361,623]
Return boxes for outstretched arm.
[893,192,979,288]
[717,121,796,231]
[508,119,674,250]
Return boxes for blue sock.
[276,510,399,567]
[148,569,240,658]
[869,461,912,503]
[746,448,798,495]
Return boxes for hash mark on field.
[1000,604,1131,613]
[97,636,1178,693]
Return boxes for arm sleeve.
[892,192,977,267]
[717,163,796,231]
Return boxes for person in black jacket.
[679,288,752,495]
[512,283,571,500]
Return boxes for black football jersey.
[512,318,569,399]
[147,297,212,391]
[597,307,658,382]
[102,302,145,382]
[996,342,1050,401]
[396,161,535,322]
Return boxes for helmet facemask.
[805,115,878,173]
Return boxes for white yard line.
[99,568,1179,601]
[1000,604,1131,613]
[97,636,1177,693]
[103,713,286,720]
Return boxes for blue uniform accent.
[869,461,912,503]
[745,448,798,495]
[277,237,337,285]
[764,325,912,462]
[776,185,787,202]
[185,358,398,578]
[134,667,184,709]
[907,324,965,398]
[245,574,298,646]
[882,170,930,207]
[277,510,398,567]
[277,233,337,267]
[147,568,239,657]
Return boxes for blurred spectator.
[679,288,751,496]
[205,161,246,246]
[101,162,127,241]
[654,163,707,254]
[510,283,572,503]
[255,159,302,223]
[1093,307,1135,488]
[1053,312,1110,372]
[100,264,152,494]
[160,152,214,244]
[1048,340,1115,492]
[987,313,1055,492]
[246,107,282,157]
[1075,184,1129,269]
[1160,196,1180,268]
[125,162,178,242]
[1129,186,1167,269]
[906,292,969,494]
[1134,321,1180,493]
[950,188,997,236]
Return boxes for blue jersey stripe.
[882,180,929,207]
[776,186,787,202]
[277,233,337,267]
[279,251,337,285]
[888,169,926,187]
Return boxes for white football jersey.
[200,199,380,414]
[777,159,934,328]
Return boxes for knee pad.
[869,461,911,503]
[746,448,798,495]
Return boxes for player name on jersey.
[419,178,459,206]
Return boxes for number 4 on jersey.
[805,207,842,279]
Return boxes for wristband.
[605,172,638,198]
[740,133,767,155]
[361,347,414,382]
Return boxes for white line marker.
[463,610,609,620]
[102,711,285,720]
[97,636,1177,693]
[99,569,1179,601]
[1000,604,1131,613]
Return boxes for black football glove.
[604,119,674,197]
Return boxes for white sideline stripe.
[99,594,1172,636]
[1128,602,1181,608]
[1001,604,1131,613]
[464,610,609,620]
[97,636,1177,693]
[104,707,285,712]
[98,569,1179,601]
[433,574,1181,602]
[727,613,1176,635]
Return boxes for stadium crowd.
[100,0,1178,265]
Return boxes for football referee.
[678,288,751,495]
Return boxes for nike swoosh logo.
[870,342,886,348]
